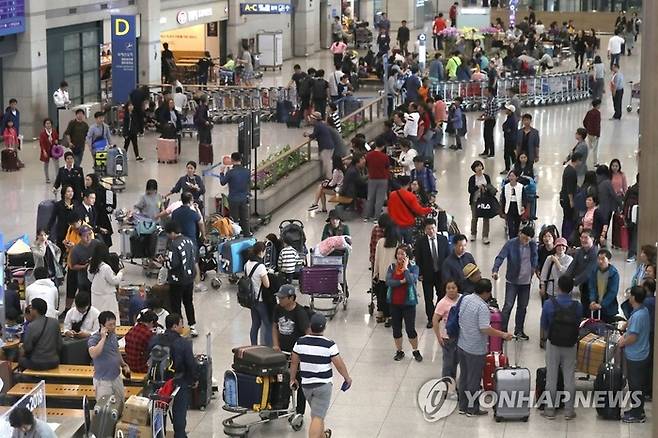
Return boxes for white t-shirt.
[244,260,268,302]
[399,148,418,175]
[403,112,420,137]
[63,306,101,334]
[608,35,624,55]
[25,279,59,319]
[328,71,345,97]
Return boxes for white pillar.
[137,0,162,85]
[293,0,320,57]
[385,0,416,30]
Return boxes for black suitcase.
[191,353,213,410]
[593,328,625,420]
[268,371,292,410]
[1,148,19,171]
[60,337,92,365]
[277,100,293,123]
[6,252,34,268]
[286,110,302,128]
[232,346,288,376]
[36,199,57,238]
[535,366,564,410]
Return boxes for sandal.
[324,430,332,438]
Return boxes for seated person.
[9,407,57,438]
[309,155,345,213]
[19,298,62,371]
[222,54,236,71]
[4,282,21,321]
[340,153,367,203]
[146,296,169,333]
[25,267,59,319]
[588,249,620,323]
[124,309,159,373]
[63,292,100,338]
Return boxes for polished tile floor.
[0,32,649,437]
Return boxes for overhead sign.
[240,3,292,15]
[176,7,213,25]
[111,15,137,104]
[0,0,25,37]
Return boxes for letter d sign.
[115,18,130,36]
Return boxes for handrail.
[137,83,270,91]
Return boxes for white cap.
[504,103,516,113]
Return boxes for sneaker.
[393,350,405,361]
[466,409,488,417]
[324,429,332,438]
[189,325,199,337]
[136,156,144,161]
[478,152,488,157]
[621,413,646,423]
[449,145,458,150]
[45,179,51,184]
[541,411,556,420]
[483,237,490,245]
[413,350,423,362]
[458,409,467,415]
[308,204,319,211]
[627,256,637,263]
[426,321,433,329]
[384,318,392,328]
[564,413,577,420]
[470,235,477,242]
[516,332,530,341]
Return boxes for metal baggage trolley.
[300,252,349,319]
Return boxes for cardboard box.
[121,395,150,426]
[115,421,151,438]
[577,333,606,375]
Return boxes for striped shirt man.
[278,246,301,274]
[293,335,339,385]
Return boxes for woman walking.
[39,118,60,184]
[244,242,272,346]
[88,242,123,317]
[468,160,492,244]
[373,219,400,326]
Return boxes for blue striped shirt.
[293,335,339,385]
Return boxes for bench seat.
[8,383,141,400]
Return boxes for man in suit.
[414,218,450,328]
[75,189,98,232]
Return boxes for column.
[386,0,416,29]
[643,0,658,430]
[3,0,48,139]
[137,0,162,85]
[293,0,320,57]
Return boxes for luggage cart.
[151,388,180,438]
[301,252,348,319]
[627,81,640,113]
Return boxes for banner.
[111,15,137,104]
[0,381,47,436]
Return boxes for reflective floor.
[0,31,649,437]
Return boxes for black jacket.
[158,107,183,134]
[123,110,139,136]
[74,202,97,230]
[397,26,410,43]
[53,165,85,201]
[147,330,199,385]
[414,234,450,276]
[468,173,492,205]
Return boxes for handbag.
[51,144,64,159]
[475,192,500,219]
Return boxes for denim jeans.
[625,356,650,417]
[501,282,531,333]
[172,384,190,438]
[442,338,459,379]
[250,301,273,346]
[398,226,415,245]
[457,347,486,413]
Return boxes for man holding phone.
[88,311,131,405]
[290,313,352,438]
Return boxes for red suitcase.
[157,138,178,163]
[612,213,628,250]
[199,143,213,165]
[483,351,508,391]
[1,148,19,171]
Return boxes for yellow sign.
[114,18,130,36]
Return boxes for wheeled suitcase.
[191,333,214,410]
[612,213,628,250]
[594,328,625,420]
[36,199,57,238]
[106,146,127,177]
[286,110,302,128]
[1,148,19,171]
[90,394,122,437]
[156,138,178,163]
[268,372,292,410]
[60,336,92,365]
[220,237,257,274]
[488,307,503,353]
[493,339,531,422]
[223,370,272,411]
[535,366,564,410]
[232,346,288,376]
[483,351,508,391]
[199,143,214,165]
[277,100,294,123]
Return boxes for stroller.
[279,220,307,260]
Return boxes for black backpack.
[237,262,262,309]
[548,298,579,347]
[148,336,176,384]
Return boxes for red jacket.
[388,188,432,228]
[366,150,390,180]
[39,128,59,162]
[583,108,601,137]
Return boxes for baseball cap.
[504,103,516,113]
[555,237,568,248]
[463,263,480,279]
[276,284,296,299]
[310,313,327,333]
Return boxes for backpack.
[148,336,176,383]
[445,296,464,339]
[548,298,579,347]
[312,79,328,100]
[237,262,262,309]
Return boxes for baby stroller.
[279,220,307,260]
[198,240,222,289]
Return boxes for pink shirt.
[583,207,596,230]
[330,42,347,55]
[434,294,460,339]
[611,172,628,196]
[433,100,447,124]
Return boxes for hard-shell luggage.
[60,336,92,365]
[156,138,178,163]
[199,143,214,165]
[220,237,257,274]
[483,351,508,391]
[191,333,214,410]
[286,110,302,128]
[90,394,122,437]
[612,213,629,250]
[493,339,531,422]
[300,266,341,295]
[594,327,625,420]
[1,148,19,171]
[277,100,294,123]
[232,346,288,376]
[106,146,127,177]
[263,238,278,269]
[535,366,564,410]
[36,199,57,237]
[488,307,503,353]
[223,370,272,411]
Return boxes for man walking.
[492,226,538,340]
[610,64,624,120]
[582,99,602,167]
[540,275,582,420]
[415,219,450,328]
[396,20,410,55]
[478,86,498,157]
[457,279,513,416]
[220,152,251,236]
[607,30,624,69]
[290,313,352,438]
[565,229,598,311]
[63,109,89,167]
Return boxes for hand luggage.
[156,138,178,163]
[488,306,503,353]
[106,146,127,177]
[199,143,214,165]
[612,212,628,250]
[594,327,625,420]
[90,394,122,437]
[191,333,214,410]
[220,237,257,275]
[6,251,34,268]
[223,369,272,411]
[493,338,531,422]
[578,309,607,339]
[577,333,606,375]
[286,110,302,128]
[36,199,57,237]
[535,366,564,410]
[268,372,292,411]
[483,351,508,391]
[232,345,288,376]
[60,336,93,365]
[1,148,19,171]
[277,100,294,123]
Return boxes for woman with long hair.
[609,158,628,197]
[88,242,122,316]
[244,242,272,346]
[85,173,114,247]
[373,218,400,325]
[309,155,346,212]
[48,185,77,253]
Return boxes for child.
[432,280,461,378]
[3,119,19,148]
[146,296,169,334]
[327,102,342,134]
[447,96,465,150]
[277,238,302,283]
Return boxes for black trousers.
[170,282,196,326]
[229,199,251,236]
[374,280,390,318]
[421,271,443,322]
[66,269,79,299]
[198,125,212,145]
[483,119,496,155]
[333,54,342,70]
[314,99,327,119]
[506,203,521,239]
[123,134,140,158]
[574,51,585,69]
[579,283,590,314]
[612,89,624,119]
[503,139,516,170]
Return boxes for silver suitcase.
[493,338,530,422]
